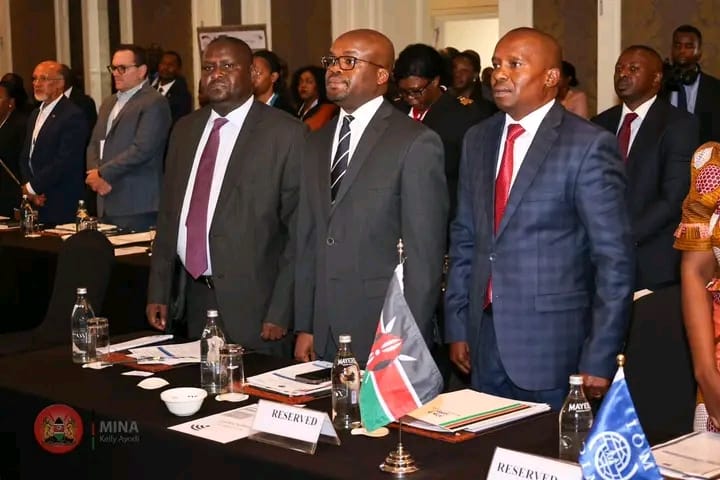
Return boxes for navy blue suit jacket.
[19,96,89,225]
[445,102,635,390]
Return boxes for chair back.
[33,230,115,344]
[624,285,697,445]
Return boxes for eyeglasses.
[201,62,244,74]
[321,55,385,71]
[31,75,62,83]
[398,80,432,99]
[106,64,138,75]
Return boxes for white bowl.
[160,387,208,416]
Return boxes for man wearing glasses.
[86,44,171,231]
[18,60,89,225]
[294,29,448,364]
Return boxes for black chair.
[0,230,115,355]
[623,285,697,445]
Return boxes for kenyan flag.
[359,263,443,432]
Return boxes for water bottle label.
[337,357,357,366]
[568,402,592,412]
[206,336,224,362]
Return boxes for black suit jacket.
[68,88,97,131]
[295,99,448,362]
[0,110,28,215]
[148,101,306,351]
[694,72,720,143]
[593,98,699,289]
[397,93,493,222]
[19,96,89,225]
[162,76,193,125]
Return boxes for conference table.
[0,230,150,334]
[0,335,559,479]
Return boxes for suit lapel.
[496,103,562,239]
[626,100,663,177]
[482,116,503,234]
[331,100,392,213]
[34,97,67,146]
[212,101,261,225]
[315,122,335,220]
[107,86,147,137]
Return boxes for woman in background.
[675,142,720,432]
[290,66,337,131]
[252,49,295,116]
[0,80,28,216]
[557,60,589,119]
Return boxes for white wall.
[438,17,499,70]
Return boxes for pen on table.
[157,346,175,358]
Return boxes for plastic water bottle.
[200,310,226,393]
[331,334,361,430]
[75,200,88,232]
[559,374,594,461]
[20,194,34,237]
[71,287,96,363]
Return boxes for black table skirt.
[0,336,558,479]
[0,231,150,334]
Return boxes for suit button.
[326,237,335,246]
[489,253,496,262]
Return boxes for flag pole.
[378,239,419,476]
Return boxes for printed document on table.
[402,389,550,433]
[128,340,200,365]
[99,334,173,354]
[246,361,333,397]
[107,231,154,245]
[652,432,720,479]
[168,404,258,443]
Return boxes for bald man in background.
[445,28,634,408]
[294,29,448,363]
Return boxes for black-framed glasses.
[321,55,385,71]
[398,80,433,99]
[106,64,138,75]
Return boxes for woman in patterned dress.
[674,142,720,432]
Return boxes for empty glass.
[218,344,245,398]
[87,317,110,362]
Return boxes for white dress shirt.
[176,96,254,275]
[496,99,556,188]
[617,95,657,153]
[331,95,384,167]
[156,79,175,97]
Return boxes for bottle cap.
[76,287,87,294]
[78,200,84,206]
[338,334,351,343]
[207,310,219,318]
[569,374,584,385]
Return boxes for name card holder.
[248,399,340,454]
[487,447,582,480]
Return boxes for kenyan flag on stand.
[359,262,443,432]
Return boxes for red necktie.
[617,112,638,162]
[485,123,525,308]
[185,117,228,279]
[411,107,426,121]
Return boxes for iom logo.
[588,432,635,480]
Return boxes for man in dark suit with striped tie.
[445,28,634,409]
[294,29,448,363]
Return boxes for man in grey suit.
[86,44,171,231]
[445,28,634,409]
[146,36,306,355]
[294,29,448,363]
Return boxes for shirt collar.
[503,99,555,137]
[339,95,384,124]
[158,79,176,94]
[621,95,656,121]
[116,79,147,102]
[40,94,64,114]
[64,86,73,98]
[209,95,254,127]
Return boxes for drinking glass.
[218,344,245,396]
[87,317,110,362]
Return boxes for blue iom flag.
[579,364,662,480]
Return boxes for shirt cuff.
[25,183,36,195]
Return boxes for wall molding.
[54,0,71,64]
[119,0,133,43]
[0,0,12,74]
[82,0,112,103]
[596,0,621,111]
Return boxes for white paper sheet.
[246,361,333,397]
[128,340,200,365]
[108,231,154,245]
[653,432,720,479]
[53,223,117,232]
[114,246,149,256]
[168,404,258,443]
[99,334,173,354]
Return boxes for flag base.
[379,442,418,476]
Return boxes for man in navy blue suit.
[444,28,634,409]
[19,61,89,225]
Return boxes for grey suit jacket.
[86,82,171,217]
[147,101,306,350]
[295,99,449,362]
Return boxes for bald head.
[326,28,394,113]
[32,60,64,104]
[491,27,562,120]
